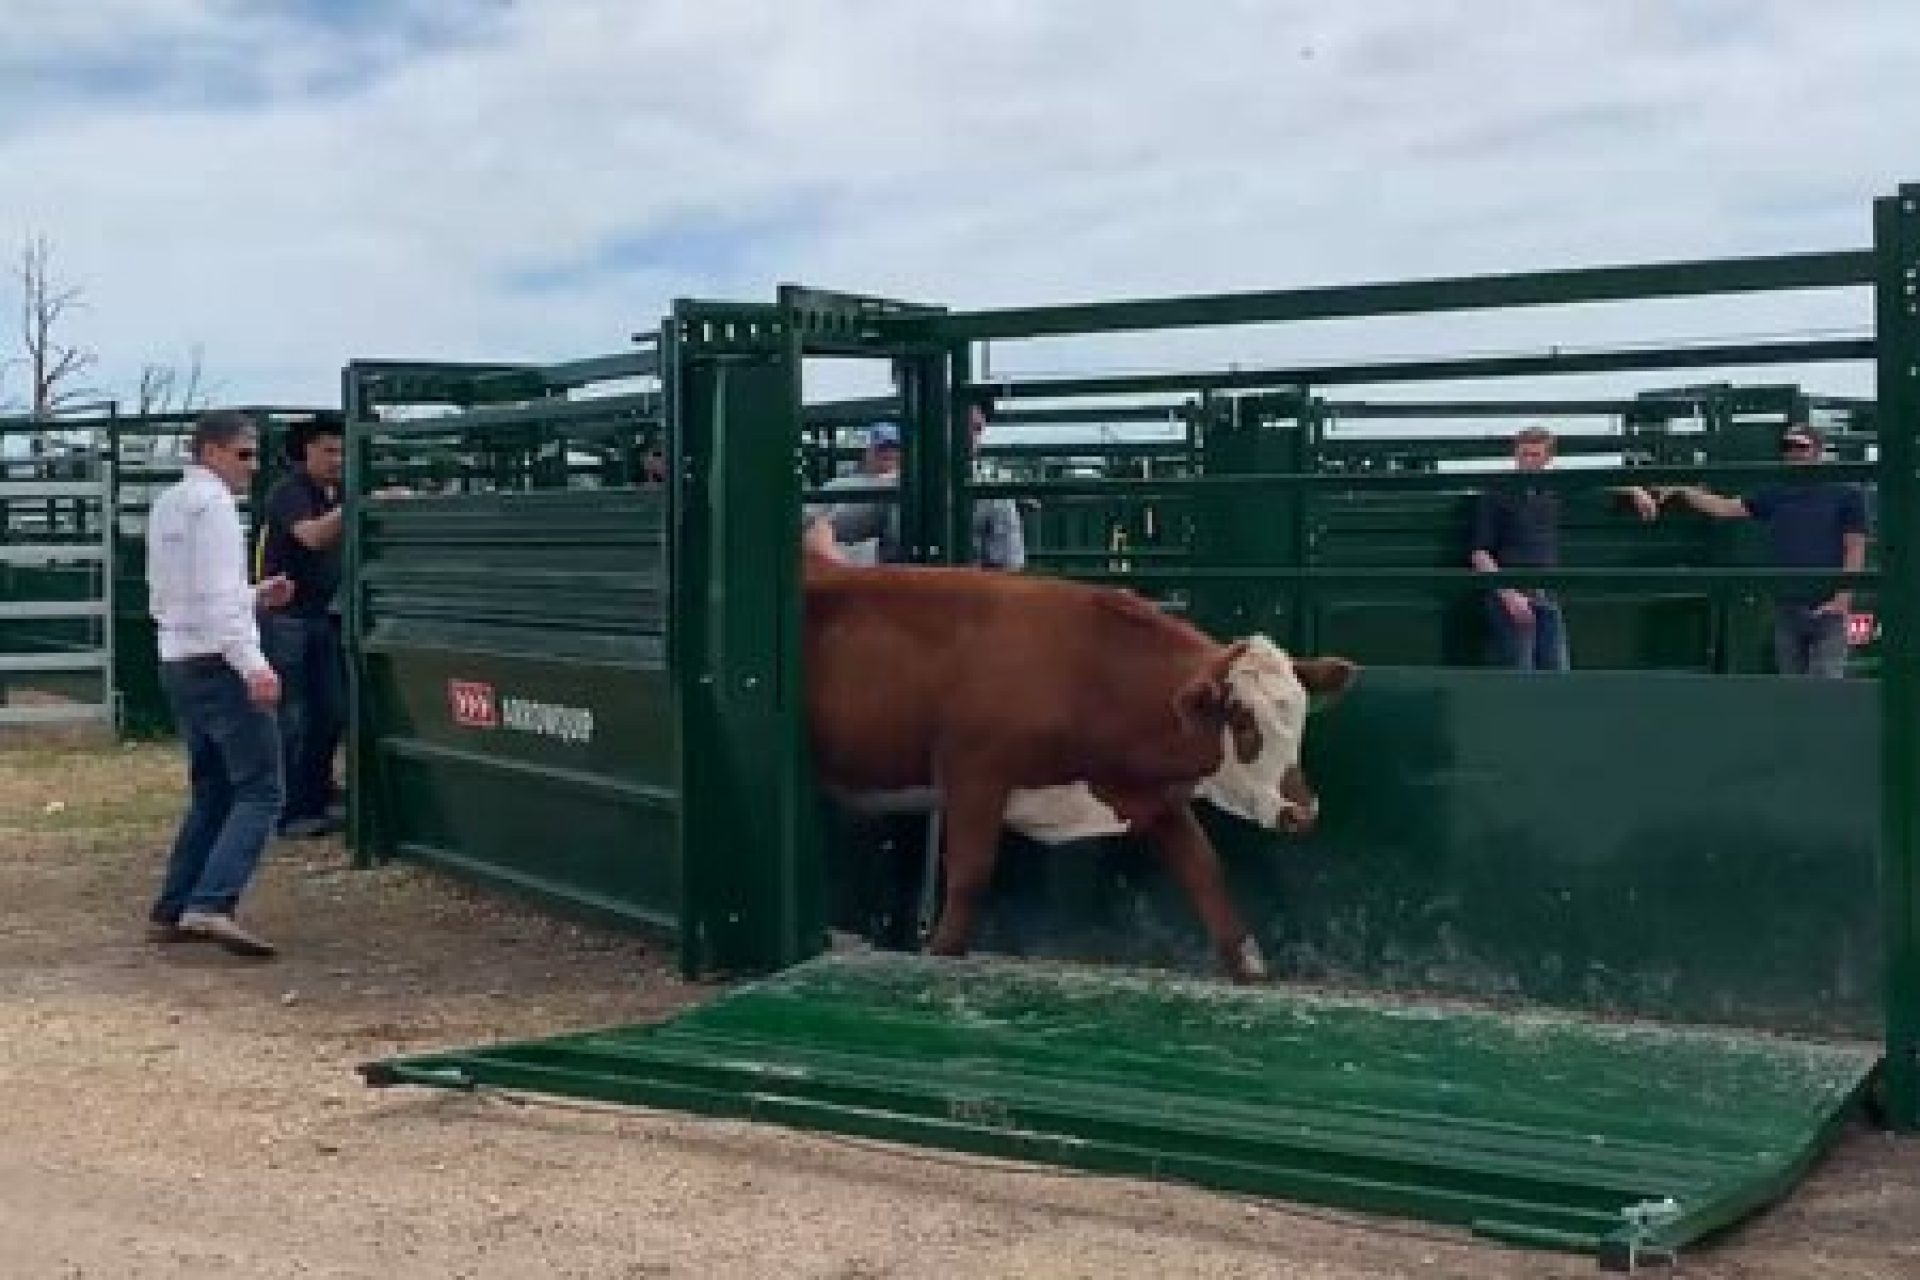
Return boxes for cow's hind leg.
[924,772,1010,960]
[1135,801,1267,984]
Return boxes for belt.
[163,654,231,672]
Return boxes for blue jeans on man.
[1486,591,1570,671]
[1773,603,1849,678]
[262,611,345,833]
[150,658,285,928]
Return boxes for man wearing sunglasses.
[144,410,295,957]
[1666,424,1869,677]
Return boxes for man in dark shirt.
[1469,426,1657,670]
[1669,423,1869,677]
[257,416,346,836]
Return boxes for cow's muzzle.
[1275,767,1320,835]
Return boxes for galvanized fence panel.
[0,444,116,731]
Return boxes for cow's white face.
[1196,636,1352,834]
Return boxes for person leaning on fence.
[144,410,294,958]
[803,400,1026,570]
[1662,423,1869,678]
[256,415,347,839]
[1468,426,1659,671]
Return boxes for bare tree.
[18,234,100,418]
[136,343,213,415]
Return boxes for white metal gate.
[0,437,116,731]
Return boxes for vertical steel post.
[946,343,974,568]
[1876,184,1920,1130]
[897,351,954,566]
[668,303,823,980]
[340,364,378,868]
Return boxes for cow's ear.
[1295,657,1358,707]
[1175,669,1229,730]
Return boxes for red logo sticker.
[1847,613,1878,648]
[448,679,498,728]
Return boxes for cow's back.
[803,561,1220,794]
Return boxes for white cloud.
[0,0,1912,412]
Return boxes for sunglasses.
[233,448,259,460]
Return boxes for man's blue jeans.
[150,658,285,925]
[1485,591,1571,671]
[262,612,346,825]
[1773,603,1850,678]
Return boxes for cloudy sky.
[0,0,1913,413]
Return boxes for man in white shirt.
[146,410,295,957]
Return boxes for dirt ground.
[1,741,1915,1279]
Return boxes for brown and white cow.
[803,541,1356,983]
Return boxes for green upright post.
[1876,184,1920,1131]
[944,344,974,568]
[1190,389,1310,645]
[896,352,955,566]
[668,301,825,980]
[340,365,380,868]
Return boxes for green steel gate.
[364,182,1920,1270]
[341,355,685,939]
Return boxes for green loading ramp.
[362,953,1876,1271]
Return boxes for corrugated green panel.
[842,669,1879,1039]
[363,647,678,931]
[365,951,1876,1269]
[356,483,677,931]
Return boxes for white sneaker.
[176,910,277,958]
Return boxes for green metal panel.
[1307,487,1721,670]
[1875,184,1920,1128]
[975,338,1872,401]
[352,486,678,930]
[364,951,1877,1270]
[836,669,1880,1040]
[1189,392,1310,647]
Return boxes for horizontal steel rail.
[0,703,111,727]
[0,545,108,565]
[923,250,1875,341]
[365,390,661,440]
[1325,398,1718,419]
[1040,565,1880,590]
[0,650,110,673]
[974,338,1874,400]
[0,600,108,620]
[959,460,1877,501]
[0,480,110,499]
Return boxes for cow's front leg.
[924,771,1011,960]
[1133,800,1266,985]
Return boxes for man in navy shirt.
[256,416,346,835]
[1470,426,1658,670]
[1669,423,1869,677]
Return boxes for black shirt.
[1744,481,1869,605]
[258,470,341,616]
[1470,485,1560,571]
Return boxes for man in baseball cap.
[1666,423,1869,676]
[803,407,1025,572]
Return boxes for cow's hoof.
[1221,935,1270,985]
